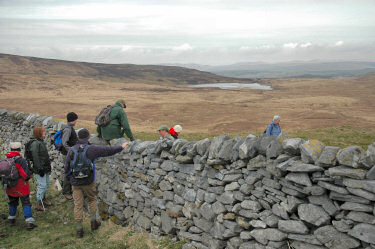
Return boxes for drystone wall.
[2,109,375,249]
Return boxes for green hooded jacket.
[30,139,51,175]
[97,101,134,141]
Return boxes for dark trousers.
[8,195,32,220]
[62,154,72,195]
[62,175,72,195]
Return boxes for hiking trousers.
[62,155,72,195]
[72,182,97,223]
[8,195,35,223]
[36,173,50,202]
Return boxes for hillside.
[165,61,375,78]
[0,53,254,85]
[1,54,375,135]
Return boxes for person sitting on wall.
[266,115,282,137]
[158,125,175,141]
[169,125,182,139]
[96,99,135,145]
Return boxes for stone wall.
[2,108,375,249]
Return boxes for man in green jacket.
[97,99,135,143]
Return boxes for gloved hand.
[130,137,135,141]
[39,172,45,177]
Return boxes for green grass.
[286,125,375,149]
[132,125,375,150]
[0,181,184,249]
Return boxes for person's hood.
[6,151,21,158]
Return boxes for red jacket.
[169,128,179,139]
[5,151,32,197]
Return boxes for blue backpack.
[53,129,64,151]
[70,145,93,179]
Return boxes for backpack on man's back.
[95,105,113,127]
[70,144,93,179]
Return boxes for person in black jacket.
[30,126,52,211]
[61,112,79,200]
[64,128,128,238]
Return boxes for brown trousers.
[72,182,97,223]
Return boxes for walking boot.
[35,202,46,212]
[91,220,101,231]
[64,194,73,200]
[76,229,84,238]
[8,218,16,226]
[43,198,52,206]
[26,222,37,230]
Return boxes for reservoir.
[190,83,272,90]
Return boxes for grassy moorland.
[0,181,185,249]
[129,125,375,150]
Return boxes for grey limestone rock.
[217,192,235,205]
[282,138,304,156]
[300,140,325,164]
[137,215,152,230]
[298,204,330,226]
[208,135,230,159]
[289,241,327,249]
[250,228,287,245]
[161,211,175,234]
[247,155,268,169]
[340,202,373,213]
[314,225,360,249]
[193,217,213,233]
[328,166,367,180]
[317,181,349,194]
[308,195,338,216]
[343,178,375,194]
[272,203,289,219]
[278,220,309,234]
[332,219,354,233]
[346,187,375,201]
[210,222,225,239]
[199,203,215,221]
[212,201,227,215]
[285,172,312,186]
[159,180,173,191]
[239,136,259,160]
[285,161,324,173]
[241,200,262,212]
[316,146,340,167]
[225,182,240,191]
[347,211,375,224]
[349,223,375,244]
[217,139,236,161]
[196,138,211,156]
[329,191,370,204]
[266,139,283,159]
[337,146,365,168]
[288,234,323,246]
[183,189,197,202]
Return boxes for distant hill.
[0,53,254,85]
[164,61,375,78]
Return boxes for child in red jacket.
[169,125,182,139]
[6,142,36,230]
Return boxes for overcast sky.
[0,0,374,65]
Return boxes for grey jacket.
[62,123,77,153]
